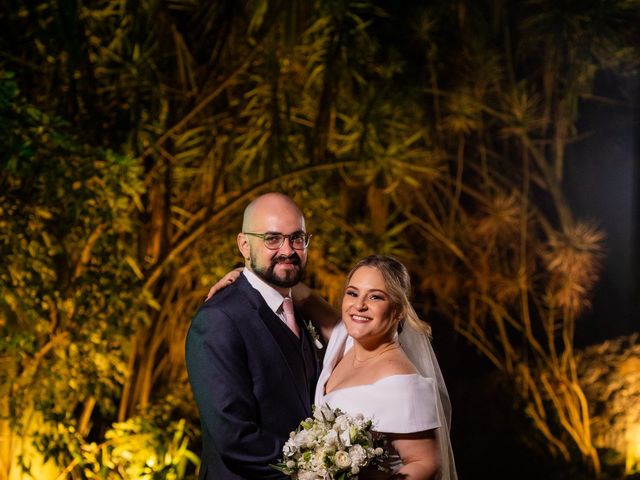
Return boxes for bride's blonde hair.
[343,255,431,337]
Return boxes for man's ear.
[237,233,250,260]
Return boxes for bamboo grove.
[1,1,638,478]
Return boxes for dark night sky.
[431,71,639,479]
[566,71,640,346]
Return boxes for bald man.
[186,193,334,479]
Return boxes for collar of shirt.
[242,268,288,316]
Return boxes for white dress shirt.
[242,268,290,326]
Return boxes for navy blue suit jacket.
[186,275,318,479]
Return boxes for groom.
[186,193,334,479]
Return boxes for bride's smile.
[350,314,372,322]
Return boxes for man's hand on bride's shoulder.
[206,267,243,301]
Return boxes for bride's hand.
[206,267,243,301]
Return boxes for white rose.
[351,465,360,474]
[324,429,339,446]
[313,404,335,423]
[334,450,351,469]
[340,428,352,447]
[334,414,350,431]
[286,460,296,469]
[283,438,299,456]
[321,405,335,422]
[374,447,384,456]
[297,471,320,480]
[293,430,314,448]
[312,409,322,422]
[349,444,366,465]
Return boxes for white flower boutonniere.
[305,320,323,349]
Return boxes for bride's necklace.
[352,343,400,368]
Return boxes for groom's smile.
[271,253,302,278]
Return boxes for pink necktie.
[282,297,300,338]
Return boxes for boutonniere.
[305,320,323,349]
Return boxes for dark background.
[442,70,639,478]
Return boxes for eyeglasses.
[243,232,312,250]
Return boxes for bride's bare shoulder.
[376,348,419,378]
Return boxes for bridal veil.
[399,324,458,480]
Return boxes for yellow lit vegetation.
[1,0,638,478]
[577,335,640,476]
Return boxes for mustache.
[271,253,301,266]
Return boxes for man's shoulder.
[189,281,259,335]
[196,277,258,316]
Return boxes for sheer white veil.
[399,324,458,480]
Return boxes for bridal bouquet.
[272,405,385,479]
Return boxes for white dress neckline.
[316,322,440,434]
[324,372,426,396]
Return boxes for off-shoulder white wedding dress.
[315,322,457,479]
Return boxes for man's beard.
[251,252,304,288]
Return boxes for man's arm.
[185,306,286,479]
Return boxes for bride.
[312,255,456,480]
[208,255,456,479]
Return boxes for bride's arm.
[390,430,439,480]
[205,267,243,300]
[291,282,339,343]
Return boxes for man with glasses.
[186,192,336,479]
